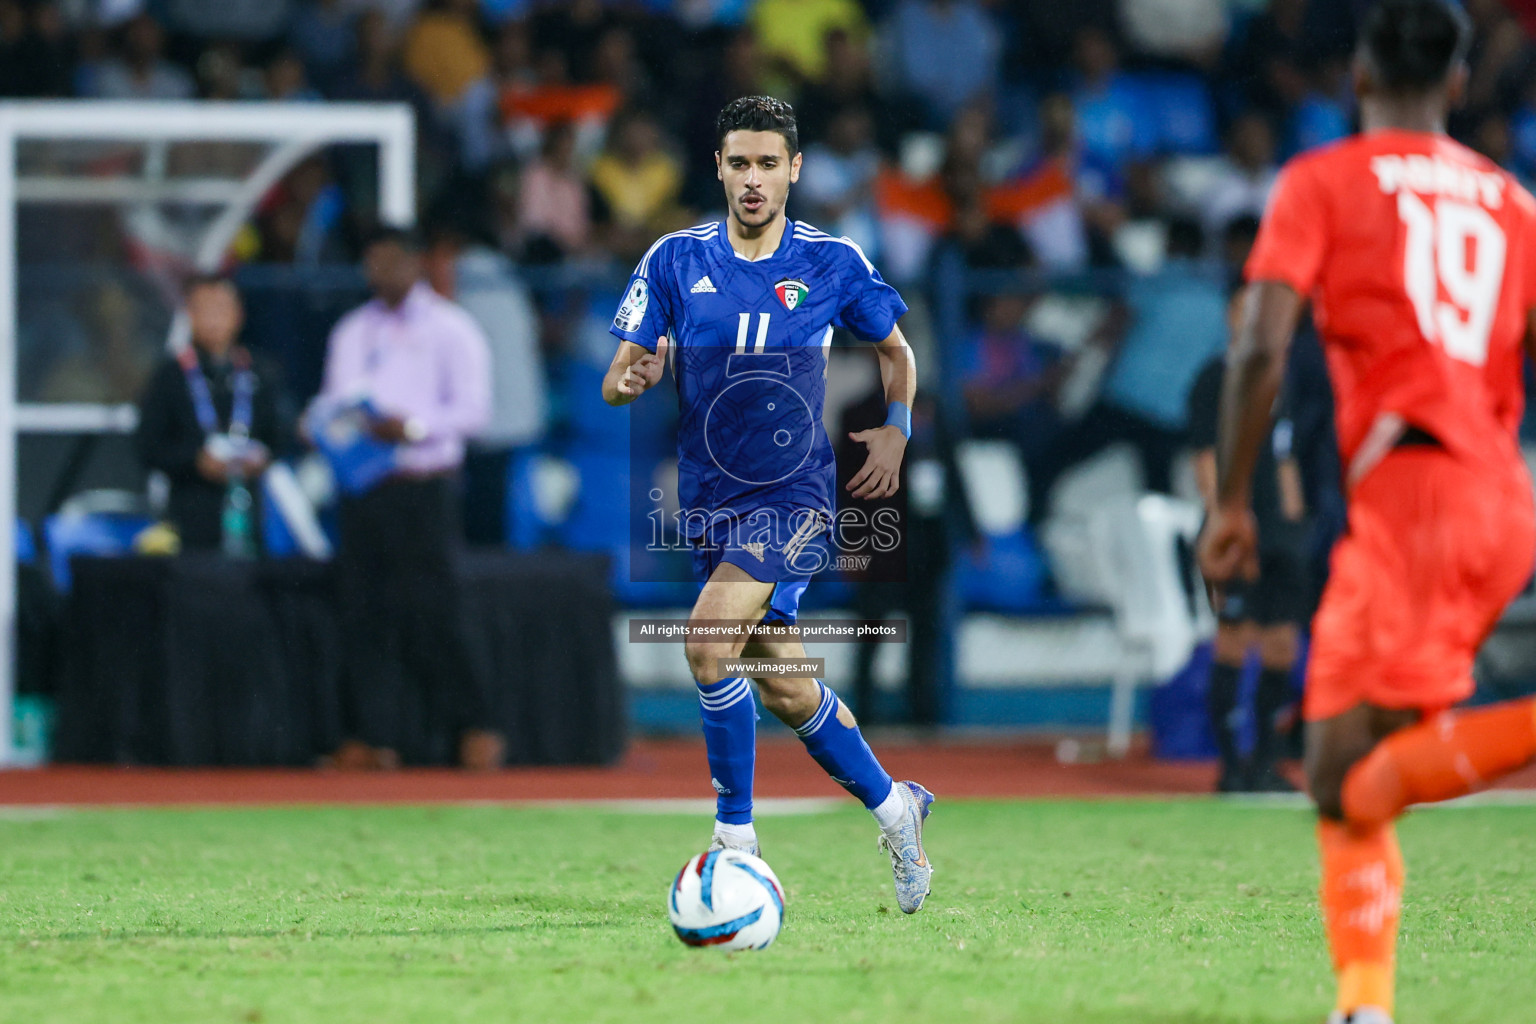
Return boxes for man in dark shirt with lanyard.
[136,274,285,550]
[1188,285,1308,792]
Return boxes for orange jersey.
[1246,129,1536,476]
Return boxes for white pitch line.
[480,797,846,816]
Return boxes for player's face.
[716,130,801,230]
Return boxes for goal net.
[0,101,416,764]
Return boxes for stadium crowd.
[12,0,1536,584]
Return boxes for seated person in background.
[1028,217,1226,520]
[956,291,1067,496]
[1188,285,1306,794]
[135,274,287,552]
[588,108,688,263]
[795,105,883,259]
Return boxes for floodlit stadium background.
[5,0,1536,769]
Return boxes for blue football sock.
[697,676,757,825]
[794,680,895,809]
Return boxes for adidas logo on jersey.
[743,542,766,562]
[691,275,716,293]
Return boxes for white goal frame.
[0,101,416,765]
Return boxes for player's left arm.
[846,326,916,500]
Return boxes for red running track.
[2,737,1533,806]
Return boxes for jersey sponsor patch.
[774,278,808,311]
[615,278,649,331]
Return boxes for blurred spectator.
[0,1,71,98]
[1464,0,1527,112]
[1008,0,1118,75]
[425,226,547,544]
[957,291,1068,491]
[516,119,592,261]
[316,227,499,771]
[838,387,977,727]
[341,0,424,34]
[257,158,350,265]
[589,109,686,261]
[88,14,195,100]
[590,24,653,105]
[671,0,754,29]
[1071,27,1155,173]
[1222,0,1313,122]
[195,44,261,101]
[161,0,292,43]
[530,0,614,86]
[682,27,767,207]
[797,28,908,154]
[38,281,155,403]
[332,9,436,135]
[796,106,882,259]
[497,31,622,157]
[403,0,490,107]
[873,109,1030,283]
[1288,56,1351,155]
[1200,112,1278,244]
[1003,93,1124,271]
[1030,218,1225,516]
[886,0,1001,128]
[1118,0,1228,69]
[135,275,288,551]
[265,49,321,102]
[289,0,358,92]
[749,0,868,89]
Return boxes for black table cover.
[53,552,625,767]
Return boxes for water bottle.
[222,472,256,559]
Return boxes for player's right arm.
[1200,156,1325,586]
[602,338,669,406]
[603,238,678,406]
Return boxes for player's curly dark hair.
[1362,0,1472,94]
[716,95,799,157]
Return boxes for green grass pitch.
[1,800,1532,1023]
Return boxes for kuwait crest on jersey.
[774,278,809,311]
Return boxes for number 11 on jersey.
[736,312,770,353]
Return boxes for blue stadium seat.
[16,519,36,567]
[44,512,153,593]
[1130,73,1218,155]
[955,527,1052,614]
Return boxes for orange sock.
[1318,819,1403,1016]
[1342,699,1536,828]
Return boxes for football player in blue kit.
[602,96,933,913]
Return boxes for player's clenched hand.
[845,426,906,500]
[1198,502,1260,590]
[617,338,668,398]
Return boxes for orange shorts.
[1304,448,1536,721]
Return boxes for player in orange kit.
[1199,2,1536,1022]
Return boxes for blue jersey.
[611,219,907,538]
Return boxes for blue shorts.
[689,506,830,626]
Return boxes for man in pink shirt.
[317,227,500,771]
